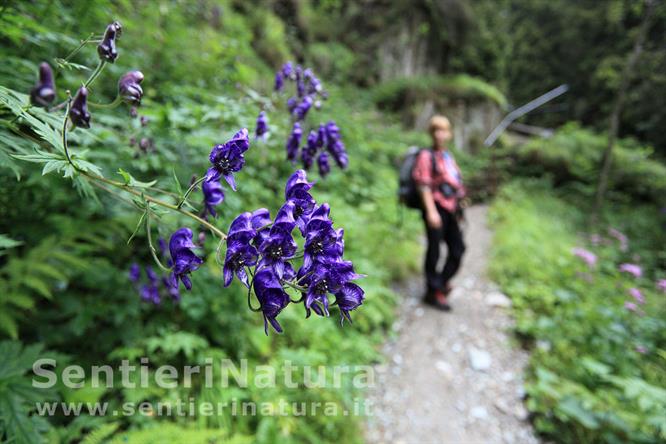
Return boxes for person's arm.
[420,186,442,229]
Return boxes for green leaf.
[117,168,157,188]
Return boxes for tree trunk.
[593,0,657,220]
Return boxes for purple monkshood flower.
[30,62,56,107]
[293,96,313,120]
[608,228,628,251]
[572,247,597,268]
[274,71,284,92]
[169,228,203,291]
[334,282,365,324]
[255,111,269,140]
[140,266,161,304]
[325,120,341,142]
[97,21,122,63]
[300,261,362,318]
[286,97,298,113]
[129,263,141,283]
[118,71,144,105]
[286,122,302,162]
[317,124,327,148]
[318,152,331,177]
[619,263,642,278]
[629,287,645,305]
[285,170,316,233]
[162,275,181,302]
[206,128,250,191]
[301,130,318,169]
[223,212,259,287]
[69,87,91,128]
[253,268,290,334]
[258,227,297,279]
[657,279,666,293]
[281,62,294,79]
[295,66,304,97]
[202,178,224,217]
[328,139,349,169]
[250,208,272,248]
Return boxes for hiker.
[412,115,466,310]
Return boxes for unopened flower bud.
[69,87,91,128]
[30,62,56,107]
[97,21,122,63]
[118,70,144,105]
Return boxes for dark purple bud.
[128,263,141,283]
[293,96,313,121]
[202,177,225,217]
[274,72,284,92]
[169,228,203,291]
[140,115,149,127]
[129,136,136,146]
[287,97,298,113]
[118,70,144,105]
[295,66,304,97]
[286,122,302,162]
[30,62,56,107]
[139,137,151,151]
[281,62,294,79]
[69,87,91,129]
[318,152,331,177]
[129,106,138,118]
[97,22,121,63]
[253,268,290,334]
[255,111,269,140]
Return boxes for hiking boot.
[424,289,451,311]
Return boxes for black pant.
[422,205,466,292]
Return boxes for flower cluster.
[223,170,364,334]
[572,247,597,268]
[272,61,349,177]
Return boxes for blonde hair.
[428,115,451,135]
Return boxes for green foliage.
[489,179,666,443]
[373,74,508,110]
[501,123,666,203]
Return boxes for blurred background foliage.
[0,0,664,443]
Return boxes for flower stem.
[177,175,206,209]
[83,60,106,90]
[88,95,122,109]
[146,210,172,272]
[59,33,96,64]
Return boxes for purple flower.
[118,70,144,105]
[328,139,349,169]
[334,283,365,324]
[272,200,297,234]
[619,263,642,278]
[258,228,297,279]
[572,247,597,268]
[202,178,224,217]
[206,128,250,190]
[223,213,259,287]
[287,97,298,113]
[285,170,316,233]
[140,115,149,127]
[301,261,361,318]
[255,111,269,140]
[325,120,341,142]
[30,62,56,107]
[628,287,645,304]
[128,263,141,283]
[274,72,284,92]
[97,21,122,63]
[69,87,91,128]
[317,152,331,177]
[251,208,272,230]
[253,268,290,334]
[608,228,628,251]
[293,96,313,120]
[305,69,323,95]
[635,345,647,354]
[295,66,304,97]
[140,266,160,304]
[286,122,302,162]
[657,279,666,293]
[281,62,294,79]
[168,228,203,291]
[316,124,327,148]
[162,275,181,302]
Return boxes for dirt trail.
[365,205,538,444]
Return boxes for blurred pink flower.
[657,279,666,293]
[628,288,645,304]
[589,234,602,246]
[619,263,642,278]
[608,228,628,251]
[624,301,638,312]
[572,247,597,268]
[635,345,647,354]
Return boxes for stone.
[468,347,492,371]
[486,291,512,308]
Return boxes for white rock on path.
[468,347,492,371]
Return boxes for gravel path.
[365,205,539,444]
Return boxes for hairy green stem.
[146,210,172,272]
[88,95,122,109]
